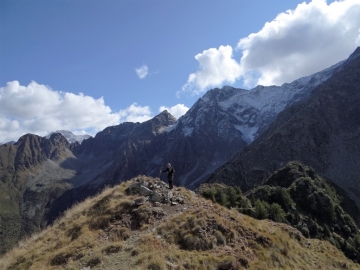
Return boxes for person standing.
[160,163,175,189]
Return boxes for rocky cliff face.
[207,47,360,207]
[0,133,72,254]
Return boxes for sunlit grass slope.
[1,176,359,270]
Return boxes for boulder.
[125,183,141,195]
[139,185,153,196]
[139,178,149,187]
[151,192,164,203]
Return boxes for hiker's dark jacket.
[162,167,175,178]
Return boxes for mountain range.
[0,47,359,259]
[207,47,360,208]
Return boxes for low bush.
[102,243,123,254]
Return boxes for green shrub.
[274,187,294,211]
[215,189,229,208]
[254,200,268,220]
[202,188,216,202]
[226,186,242,208]
[300,226,310,238]
[323,224,331,237]
[354,234,360,249]
[268,203,286,222]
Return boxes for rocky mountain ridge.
[180,58,343,144]
[207,47,360,208]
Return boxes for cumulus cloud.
[0,81,152,143]
[181,0,360,94]
[238,0,360,86]
[159,104,189,119]
[135,65,149,79]
[179,45,242,96]
[119,103,152,123]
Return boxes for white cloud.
[238,0,360,87]
[179,45,242,96]
[0,81,153,143]
[159,104,189,119]
[72,130,90,136]
[135,65,149,79]
[181,0,360,93]
[119,103,152,123]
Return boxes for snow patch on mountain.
[45,130,91,144]
[234,125,258,143]
[166,123,178,133]
[0,140,15,146]
[171,59,344,144]
[183,126,194,136]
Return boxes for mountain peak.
[46,130,91,144]
[136,110,177,136]
[347,46,360,62]
[202,86,240,102]
[155,110,177,122]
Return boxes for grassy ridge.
[1,176,359,270]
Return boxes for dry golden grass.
[1,176,359,270]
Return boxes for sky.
[1,0,360,143]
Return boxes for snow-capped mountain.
[207,47,360,208]
[0,140,15,146]
[45,130,91,144]
[149,59,344,188]
[173,59,344,145]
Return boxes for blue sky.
[1,0,360,142]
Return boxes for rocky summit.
[1,176,359,270]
